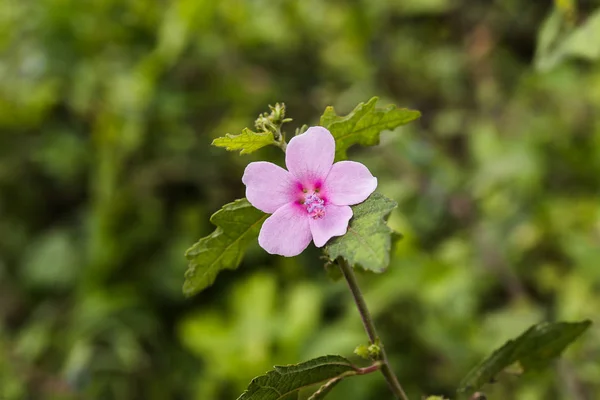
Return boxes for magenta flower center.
[304,191,326,219]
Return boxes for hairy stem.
[355,361,382,375]
[278,139,287,152]
[273,126,287,152]
[338,258,409,400]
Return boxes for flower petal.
[242,161,298,213]
[323,161,377,206]
[285,126,335,185]
[309,204,352,247]
[258,202,312,256]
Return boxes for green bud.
[354,344,370,359]
[367,342,381,359]
[254,113,270,132]
[269,103,286,124]
[354,339,382,360]
[295,124,308,136]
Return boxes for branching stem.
[274,126,287,152]
[278,140,287,152]
[355,361,382,375]
[338,257,410,400]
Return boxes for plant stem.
[355,361,382,375]
[338,257,410,400]
[274,126,287,152]
[278,140,287,152]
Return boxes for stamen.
[303,191,326,219]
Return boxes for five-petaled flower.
[242,126,377,256]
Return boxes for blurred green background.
[1,0,600,399]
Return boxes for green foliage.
[325,193,397,272]
[354,344,370,359]
[238,355,357,400]
[179,273,325,398]
[354,341,381,360]
[536,7,600,70]
[320,97,421,161]
[212,128,276,155]
[184,199,266,297]
[2,0,600,398]
[212,103,292,154]
[22,230,81,290]
[458,320,592,394]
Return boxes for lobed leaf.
[325,193,397,272]
[183,198,267,297]
[238,355,357,400]
[212,128,276,154]
[320,97,421,161]
[458,320,592,394]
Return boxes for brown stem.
[338,257,410,400]
[355,361,382,375]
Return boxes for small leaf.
[558,10,600,60]
[325,193,397,272]
[212,128,276,155]
[458,320,592,394]
[237,355,358,400]
[183,199,267,297]
[307,377,342,400]
[320,97,421,161]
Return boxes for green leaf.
[458,320,592,394]
[212,128,276,154]
[535,8,600,71]
[535,10,565,64]
[320,97,421,161]
[307,377,342,400]
[325,193,397,272]
[183,199,267,297]
[237,355,358,400]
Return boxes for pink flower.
[242,126,377,256]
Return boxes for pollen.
[304,192,325,219]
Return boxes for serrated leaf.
[458,320,592,394]
[183,198,267,297]
[320,97,421,161]
[212,128,276,154]
[237,355,357,400]
[325,193,397,272]
[307,377,342,400]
